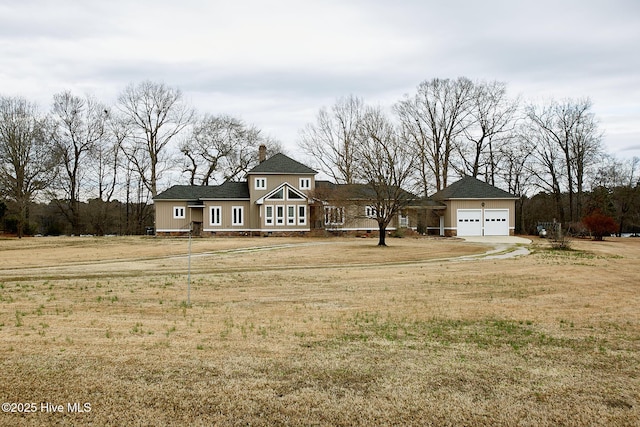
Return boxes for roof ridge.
[431,176,516,200]
[248,153,317,174]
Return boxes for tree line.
[0,81,279,237]
[300,78,640,236]
[1,78,638,238]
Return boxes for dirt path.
[0,238,529,281]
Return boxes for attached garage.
[457,209,482,236]
[430,176,518,237]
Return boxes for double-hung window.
[298,205,307,226]
[299,178,311,190]
[173,206,185,219]
[287,205,296,225]
[210,206,221,226]
[232,206,244,226]
[265,206,274,225]
[276,206,284,225]
[255,177,267,190]
[365,206,376,218]
[324,206,344,225]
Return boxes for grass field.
[0,235,638,426]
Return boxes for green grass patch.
[325,313,613,354]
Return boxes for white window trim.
[298,205,307,226]
[265,205,274,225]
[287,205,296,225]
[299,177,311,190]
[276,205,284,225]
[255,177,267,190]
[232,206,244,226]
[210,206,222,226]
[365,206,376,218]
[287,188,304,200]
[173,206,185,219]
[266,188,285,201]
[324,206,344,225]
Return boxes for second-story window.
[299,178,311,190]
[255,177,267,190]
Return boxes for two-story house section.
[246,151,316,234]
[153,147,317,236]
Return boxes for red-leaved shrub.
[582,210,618,241]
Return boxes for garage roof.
[431,176,517,200]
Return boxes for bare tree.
[457,81,519,184]
[222,134,283,182]
[83,111,128,235]
[180,115,281,185]
[354,106,415,246]
[594,156,640,235]
[299,95,363,184]
[181,114,236,185]
[0,96,58,237]
[524,110,567,223]
[526,98,602,222]
[93,111,128,203]
[500,129,535,196]
[50,91,108,234]
[118,81,194,197]
[396,77,474,194]
[499,129,535,232]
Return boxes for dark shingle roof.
[431,176,517,200]
[154,182,249,201]
[153,185,215,200]
[211,181,250,199]
[248,153,317,174]
[315,182,416,201]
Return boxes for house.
[153,148,316,236]
[426,176,518,237]
[153,149,518,237]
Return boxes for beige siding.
[154,201,192,232]
[246,174,313,231]
[323,204,406,231]
[247,174,314,205]
[202,201,251,230]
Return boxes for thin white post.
[187,221,192,306]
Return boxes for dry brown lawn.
[0,235,638,426]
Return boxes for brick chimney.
[258,144,267,163]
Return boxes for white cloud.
[0,0,639,156]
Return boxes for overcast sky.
[1,0,639,160]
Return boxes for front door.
[192,221,202,236]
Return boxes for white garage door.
[484,209,509,236]
[457,209,482,236]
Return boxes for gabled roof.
[154,181,249,201]
[248,153,317,175]
[431,176,517,200]
[256,182,308,204]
